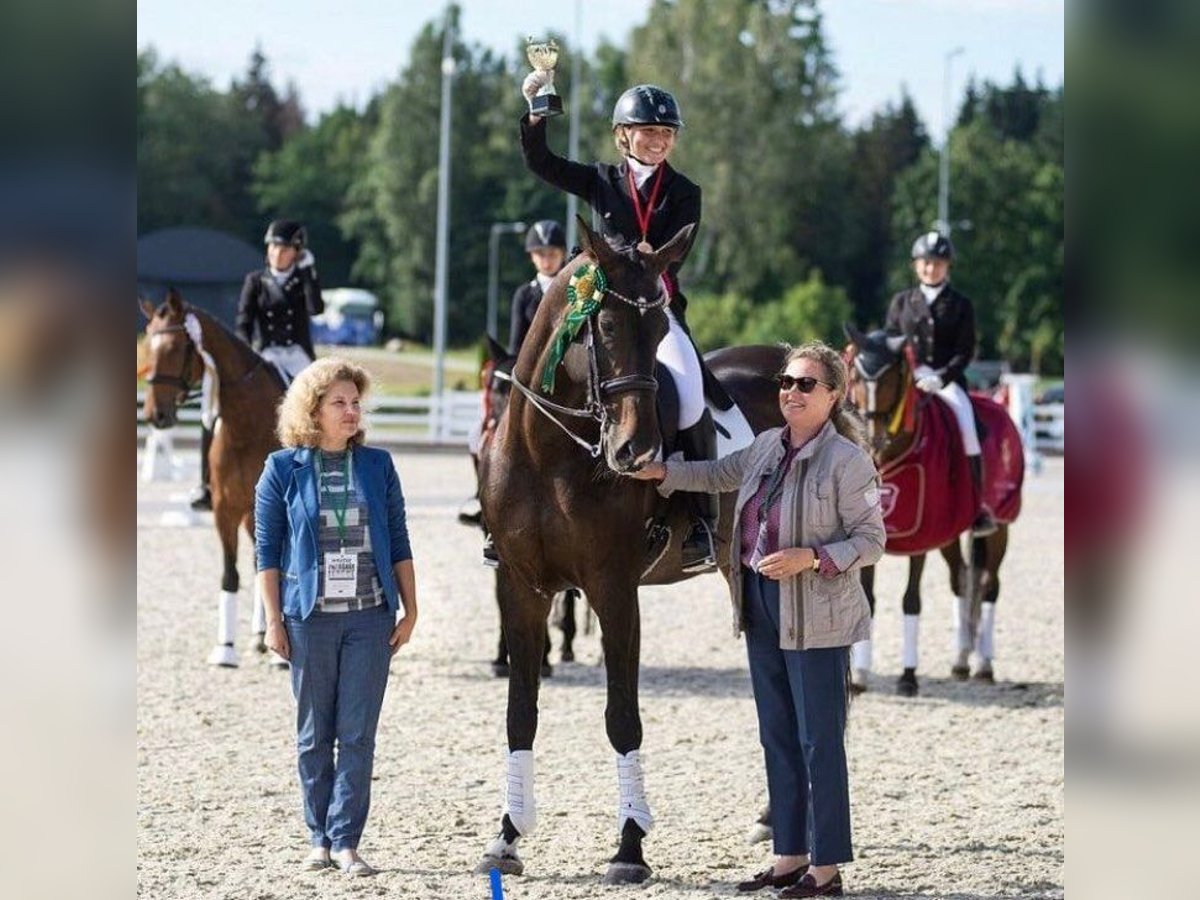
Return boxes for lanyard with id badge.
[319,450,358,599]
[748,453,803,571]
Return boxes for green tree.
[738,272,852,347]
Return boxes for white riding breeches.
[938,381,981,456]
[261,344,314,380]
[657,307,705,430]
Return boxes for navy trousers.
[285,604,393,851]
[743,572,853,864]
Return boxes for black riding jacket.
[884,284,977,388]
[236,265,324,359]
[508,278,545,357]
[519,114,701,323]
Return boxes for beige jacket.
[660,420,885,650]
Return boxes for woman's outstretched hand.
[625,461,666,481]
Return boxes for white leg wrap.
[850,639,873,674]
[503,750,537,836]
[902,614,920,669]
[217,590,238,646]
[953,595,974,654]
[616,750,654,834]
[251,583,266,634]
[976,601,996,661]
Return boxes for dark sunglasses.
[776,374,832,393]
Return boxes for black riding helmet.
[524,220,566,251]
[264,219,307,249]
[611,84,684,129]
[911,230,955,261]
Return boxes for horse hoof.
[474,854,523,876]
[269,652,290,669]
[848,681,868,697]
[745,823,773,845]
[896,673,919,697]
[560,648,575,663]
[207,645,238,668]
[254,634,267,654]
[972,666,995,683]
[492,661,510,678]
[541,663,554,678]
[602,862,651,885]
[950,664,970,681]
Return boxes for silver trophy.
[525,37,564,118]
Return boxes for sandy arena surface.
[137,450,1063,899]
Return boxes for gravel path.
[137,451,1063,899]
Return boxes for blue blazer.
[254,445,413,619]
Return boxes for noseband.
[496,283,669,458]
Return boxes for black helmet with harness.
[611,85,684,130]
[524,220,566,251]
[911,230,955,261]
[264,219,307,249]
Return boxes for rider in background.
[519,76,717,572]
[509,219,567,356]
[885,231,996,536]
[189,218,324,510]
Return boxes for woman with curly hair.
[255,357,418,876]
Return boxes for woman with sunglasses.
[627,342,885,898]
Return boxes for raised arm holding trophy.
[523,37,563,120]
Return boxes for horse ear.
[575,215,604,261]
[652,223,696,269]
[843,322,868,349]
[485,334,511,365]
[138,296,156,321]
[165,286,184,312]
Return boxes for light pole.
[937,46,964,235]
[565,0,583,249]
[488,221,527,342]
[432,7,455,440]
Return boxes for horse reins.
[495,284,669,459]
[145,324,201,401]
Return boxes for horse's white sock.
[850,639,873,674]
[616,750,654,834]
[902,614,920,669]
[502,750,537,836]
[954,595,974,655]
[217,591,238,646]
[976,601,996,661]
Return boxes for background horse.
[140,288,283,667]
[474,218,784,884]
[844,324,1022,696]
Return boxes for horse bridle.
[851,353,911,446]
[495,283,669,458]
[145,323,201,402]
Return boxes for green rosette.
[541,263,607,392]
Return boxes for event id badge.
[324,552,358,598]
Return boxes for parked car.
[1033,382,1065,452]
[311,288,384,346]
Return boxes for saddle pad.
[709,397,755,459]
[879,395,978,554]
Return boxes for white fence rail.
[137,390,481,446]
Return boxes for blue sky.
[137,0,1063,134]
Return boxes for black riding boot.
[677,409,718,573]
[968,455,997,537]
[189,425,213,511]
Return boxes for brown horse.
[473,217,785,883]
[844,324,1017,696]
[140,288,284,667]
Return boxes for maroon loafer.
[736,864,808,892]
[779,871,843,897]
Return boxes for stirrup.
[681,520,717,573]
[482,534,500,568]
[971,509,998,538]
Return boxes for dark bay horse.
[844,324,1018,696]
[477,336,579,677]
[474,218,783,883]
[140,288,283,667]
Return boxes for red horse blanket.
[879,394,1023,555]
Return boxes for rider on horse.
[189,219,324,510]
[885,231,997,537]
[519,77,717,571]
